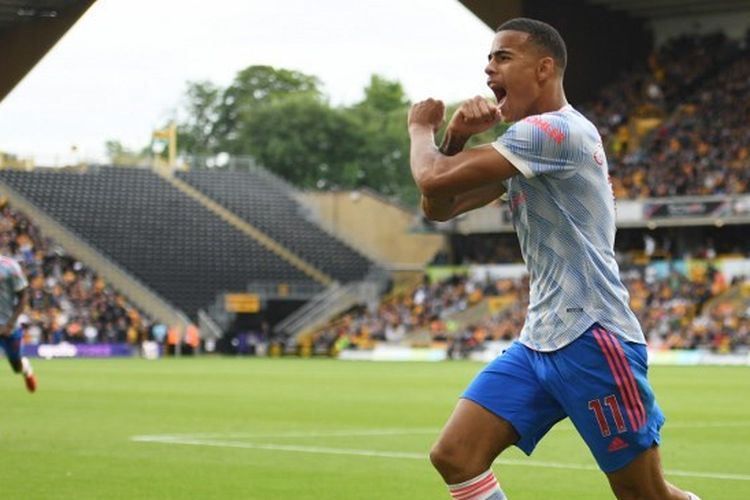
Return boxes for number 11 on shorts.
[588,394,627,437]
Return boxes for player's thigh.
[605,446,678,499]
[431,398,519,469]
[555,325,665,474]
[437,342,565,460]
[0,334,22,372]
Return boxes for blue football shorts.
[0,328,23,370]
[462,323,665,473]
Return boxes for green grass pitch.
[0,358,748,499]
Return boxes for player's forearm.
[409,125,471,189]
[421,195,455,222]
[439,128,471,156]
[409,124,442,195]
[422,184,505,222]
[450,184,506,217]
[409,125,477,198]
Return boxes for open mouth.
[489,82,507,107]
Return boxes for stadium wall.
[300,190,445,270]
[650,12,750,45]
[465,259,750,282]
[451,195,750,233]
[339,342,750,366]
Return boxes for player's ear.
[537,56,555,82]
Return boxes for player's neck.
[532,85,568,115]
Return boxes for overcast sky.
[0,0,494,165]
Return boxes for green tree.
[237,93,362,189]
[346,75,415,202]
[177,80,222,155]
[217,66,323,153]
[358,74,409,114]
[176,66,323,157]
[104,140,148,165]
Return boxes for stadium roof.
[458,0,750,27]
[0,0,72,33]
[586,0,750,20]
[0,0,95,103]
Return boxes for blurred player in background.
[0,255,35,393]
[408,17,698,500]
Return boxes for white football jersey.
[0,256,28,327]
[493,104,645,351]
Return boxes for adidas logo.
[607,436,629,452]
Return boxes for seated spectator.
[580,32,748,199]
[313,267,749,356]
[0,201,150,345]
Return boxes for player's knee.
[429,442,451,471]
[429,439,486,482]
[429,440,463,477]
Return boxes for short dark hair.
[497,18,567,72]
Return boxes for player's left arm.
[422,182,506,221]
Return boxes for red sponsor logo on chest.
[524,116,565,144]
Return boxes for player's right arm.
[420,98,509,220]
[408,98,518,210]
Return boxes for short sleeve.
[492,113,577,178]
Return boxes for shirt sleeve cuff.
[492,142,535,179]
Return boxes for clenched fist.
[446,96,501,137]
[408,98,446,133]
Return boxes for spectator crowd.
[312,266,750,356]
[579,31,750,199]
[0,200,150,345]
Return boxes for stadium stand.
[175,168,379,283]
[0,201,149,344]
[0,167,316,321]
[313,267,750,356]
[306,274,488,354]
[582,32,749,199]
[609,54,750,198]
[581,33,741,152]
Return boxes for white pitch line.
[141,427,439,440]
[133,420,750,442]
[132,435,427,460]
[554,420,750,431]
[664,421,750,429]
[131,434,750,482]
